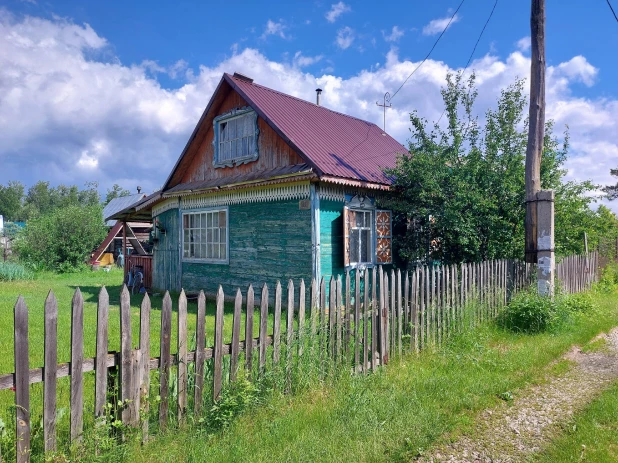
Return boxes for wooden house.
[110,72,406,296]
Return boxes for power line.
[437,0,499,125]
[389,0,466,102]
[607,0,618,22]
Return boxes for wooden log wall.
[1,254,599,461]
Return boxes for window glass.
[217,111,257,163]
[182,209,228,262]
[349,209,372,265]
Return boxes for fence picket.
[259,284,269,377]
[230,289,242,383]
[371,266,377,371]
[213,286,225,402]
[245,285,255,374]
[70,288,84,441]
[158,291,172,430]
[345,271,351,356]
[354,269,361,369]
[336,276,343,361]
[298,280,306,357]
[139,293,151,440]
[194,291,206,415]
[273,281,282,367]
[177,290,188,422]
[14,296,30,463]
[363,268,369,373]
[286,280,295,390]
[397,269,402,357]
[44,290,58,452]
[329,276,336,359]
[94,288,108,420]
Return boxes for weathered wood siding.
[180,90,305,184]
[182,200,312,299]
[152,208,181,292]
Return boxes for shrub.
[595,262,618,293]
[15,205,106,272]
[498,290,596,334]
[0,261,33,281]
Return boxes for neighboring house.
[109,72,406,296]
[93,192,151,266]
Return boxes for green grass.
[125,290,618,463]
[0,268,283,460]
[533,382,618,462]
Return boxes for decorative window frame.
[344,194,376,271]
[181,206,230,265]
[212,107,259,168]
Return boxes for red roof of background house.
[224,73,407,186]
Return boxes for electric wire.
[389,0,466,102]
[607,0,618,23]
[436,0,499,125]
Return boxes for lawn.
[0,268,282,460]
[126,289,618,463]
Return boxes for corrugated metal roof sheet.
[103,194,146,226]
[165,164,313,194]
[225,73,407,185]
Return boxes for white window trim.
[347,208,375,270]
[181,206,230,265]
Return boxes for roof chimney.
[233,72,253,83]
[137,186,142,194]
[316,88,323,106]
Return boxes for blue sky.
[1,0,617,210]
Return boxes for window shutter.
[375,210,392,264]
[343,206,354,266]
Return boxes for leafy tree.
[105,184,131,205]
[0,181,24,221]
[16,205,107,272]
[603,168,618,200]
[384,72,610,264]
[22,181,100,218]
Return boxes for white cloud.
[261,19,287,39]
[422,13,460,36]
[516,36,531,52]
[1,12,617,214]
[335,26,354,49]
[383,25,405,42]
[325,2,351,23]
[293,51,323,68]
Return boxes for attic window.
[213,108,259,167]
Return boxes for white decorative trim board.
[181,182,311,210]
[318,184,386,203]
[152,198,178,217]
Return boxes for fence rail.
[2,253,599,462]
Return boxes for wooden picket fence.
[0,255,598,462]
[556,251,599,294]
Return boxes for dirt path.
[421,329,618,463]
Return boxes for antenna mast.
[376,92,392,131]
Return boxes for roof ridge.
[226,73,383,129]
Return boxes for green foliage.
[205,374,261,430]
[383,72,615,264]
[498,290,597,334]
[594,262,618,293]
[105,184,132,205]
[0,181,25,221]
[0,262,34,281]
[16,205,106,272]
[602,167,618,200]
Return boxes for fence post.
[44,290,58,453]
[194,291,206,415]
[177,290,188,423]
[213,286,224,402]
[245,285,255,373]
[14,296,30,463]
[71,288,85,440]
[158,292,172,430]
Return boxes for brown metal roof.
[224,73,406,185]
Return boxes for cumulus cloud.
[335,26,354,49]
[383,25,405,42]
[1,12,617,214]
[423,13,460,36]
[325,2,351,23]
[516,36,531,52]
[262,19,287,39]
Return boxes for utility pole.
[376,92,392,131]
[525,0,546,264]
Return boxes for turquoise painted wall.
[152,207,181,292]
[181,199,312,301]
[319,199,345,289]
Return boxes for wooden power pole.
[525,0,546,263]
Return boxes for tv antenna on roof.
[376,92,392,132]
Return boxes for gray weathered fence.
[0,253,598,462]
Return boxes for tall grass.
[0,261,33,281]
